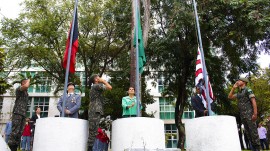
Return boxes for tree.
[250,68,270,122]
[0,48,11,95]
[148,0,270,149]
[0,0,133,119]
[0,0,132,86]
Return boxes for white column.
[33,117,88,151]
[112,117,165,150]
[185,115,241,151]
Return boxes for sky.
[0,0,269,69]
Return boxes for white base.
[185,115,241,151]
[0,136,10,151]
[33,117,88,151]
[123,149,180,151]
[112,117,165,151]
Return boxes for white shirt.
[258,126,267,139]
[68,93,74,97]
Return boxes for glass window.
[20,71,51,93]
[182,111,195,119]
[159,97,164,104]
[159,97,175,120]
[35,72,52,93]
[26,97,33,118]
[26,97,50,118]
[75,71,86,93]
[165,124,178,148]
[158,78,164,93]
[158,86,164,93]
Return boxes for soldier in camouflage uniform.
[8,79,30,151]
[88,74,112,151]
[228,77,260,151]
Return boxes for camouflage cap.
[89,74,99,84]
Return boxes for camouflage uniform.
[234,86,260,150]
[8,87,29,150]
[88,84,106,149]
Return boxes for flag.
[195,47,214,108]
[133,8,146,74]
[63,10,78,73]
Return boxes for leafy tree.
[250,68,270,122]
[148,0,270,148]
[0,48,11,95]
[11,71,43,87]
[1,0,155,120]
[0,0,132,87]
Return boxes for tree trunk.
[175,87,187,149]
[175,52,192,149]
[142,0,150,47]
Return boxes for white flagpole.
[135,0,141,117]
[61,0,78,117]
[192,0,212,115]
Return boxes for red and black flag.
[63,10,78,73]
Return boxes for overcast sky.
[0,0,269,69]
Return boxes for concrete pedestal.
[185,115,241,151]
[0,136,10,151]
[33,117,88,151]
[112,117,165,151]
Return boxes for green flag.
[133,11,146,74]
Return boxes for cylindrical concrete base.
[112,117,165,151]
[185,115,241,151]
[33,117,88,151]
[0,136,10,151]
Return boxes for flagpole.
[61,0,78,117]
[135,0,141,117]
[192,0,212,116]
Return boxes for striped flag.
[195,47,214,108]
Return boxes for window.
[182,111,195,119]
[27,97,50,118]
[158,78,164,93]
[165,124,178,148]
[35,72,52,93]
[75,72,86,93]
[159,97,175,120]
[21,71,35,93]
[21,71,51,93]
[81,72,86,92]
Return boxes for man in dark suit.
[191,86,208,118]
[30,106,41,133]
